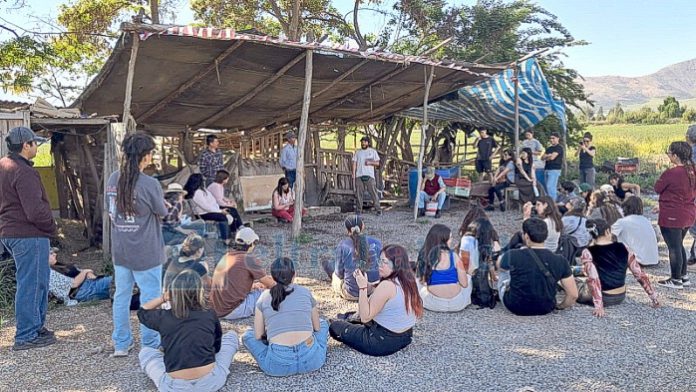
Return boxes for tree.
[657,96,683,119]
[595,106,605,121]
[682,107,696,123]
[606,102,624,124]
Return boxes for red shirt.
[655,166,696,228]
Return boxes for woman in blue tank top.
[416,224,471,312]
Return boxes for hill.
[581,58,696,109]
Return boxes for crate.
[615,158,639,174]
[444,177,472,197]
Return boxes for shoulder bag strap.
[569,218,583,236]
[527,248,556,288]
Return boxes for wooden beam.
[262,59,370,129]
[195,51,308,128]
[123,32,140,134]
[310,65,409,117]
[414,66,435,221]
[292,50,313,239]
[137,41,244,122]
[354,69,458,121]
[102,123,126,261]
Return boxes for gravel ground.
[1,199,695,392]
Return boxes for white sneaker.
[111,343,135,358]
[657,278,684,290]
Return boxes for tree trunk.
[150,0,160,24]
[337,126,346,151]
[289,0,301,41]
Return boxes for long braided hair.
[668,141,696,188]
[116,133,155,216]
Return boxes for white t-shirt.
[353,148,380,178]
[544,218,560,252]
[192,189,222,215]
[611,215,659,266]
[522,139,545,170]
[459,235,480,272]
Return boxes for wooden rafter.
[262,59,370,129]
[137,41,244,122]
[195,51,308,128]
[354,68,459,121]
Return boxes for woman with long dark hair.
[608,173,640,200]
[587,190,623,226]
[533,196,564,252]
[106,132,168,357]
[207,169,245,230]
[515,147,538,203]
[459,218,499,274]
[577,219,659,317]
[138,271,238,391]
[486,149,516,211]
[654,141,696,288]
[242,257,328,376]
[272,177,306,223]
[330,244,423,356]
[324,215,381,300]
[184,173,236,240]
[457,206,500,244]
[415,224,470,312]
[561,197,591,249]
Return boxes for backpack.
[471,258,496,309]
[556,219,583,265]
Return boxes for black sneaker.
[39,327,55,337]
[687,258,696,266]
[682,276,691,287]
[435,210,441,219]
[12,333,57,351]
[657,278,684,290]
[484,205,495,212]
[375,210,382,216]
[500,202,506,212]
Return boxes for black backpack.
[471,258,496,309]
[556,219,583,265]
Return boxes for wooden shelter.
[71,23,506,239]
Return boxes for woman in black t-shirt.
[577,219,659,318]
[515,147,538,203]
[138,271,238,392]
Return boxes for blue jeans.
[74,276,112,302]
[242,319,329,377]
[112,264,162,351]
[0,237,50,344]
[417,191,446,209]
[162,221,207,246]
[285,169,297,189]
[535,169,546,193]
[222,289,263,320]
[545,170,562,201]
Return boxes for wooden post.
[292,50,313,239]
[123,33,140,133]
[513,61,520,156]
[102,123,126,262]
[414,66,435,221]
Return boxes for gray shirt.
[522,138,545,169]
[256,284,316,339]
[105,171,168,271]
[280,143,297,170]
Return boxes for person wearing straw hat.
[417,166,446,218]
[0,126,57,351]
[280,131,298,188]
[162,183,206,246]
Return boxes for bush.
[0,259,16,315]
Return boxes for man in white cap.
[0,127,57,350]
[280,131,298,188]
[210,227,275,320]
[353,136,382,215]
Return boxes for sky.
[2,0,696,102]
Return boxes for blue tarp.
[401,58,566,133]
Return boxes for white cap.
[235,227,259,245]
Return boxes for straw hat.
[165,183,187,195]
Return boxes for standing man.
[0,127,57,350]
[353,136,381,215]
[473,129,498,181]
[521,130,545,193]
[577,132,596,187]
[542,132,564,201]
[198,134,224,187]
[280,131,297,188]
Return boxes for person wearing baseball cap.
[280,131,298,188]
[210,227,275,320]
[0,127,57,350]
[352,135,382,215]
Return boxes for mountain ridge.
[580,58,696,109]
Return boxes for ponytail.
[269,257,295,311]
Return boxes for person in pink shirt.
[654,141,696,289]
[206,170,244,231]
